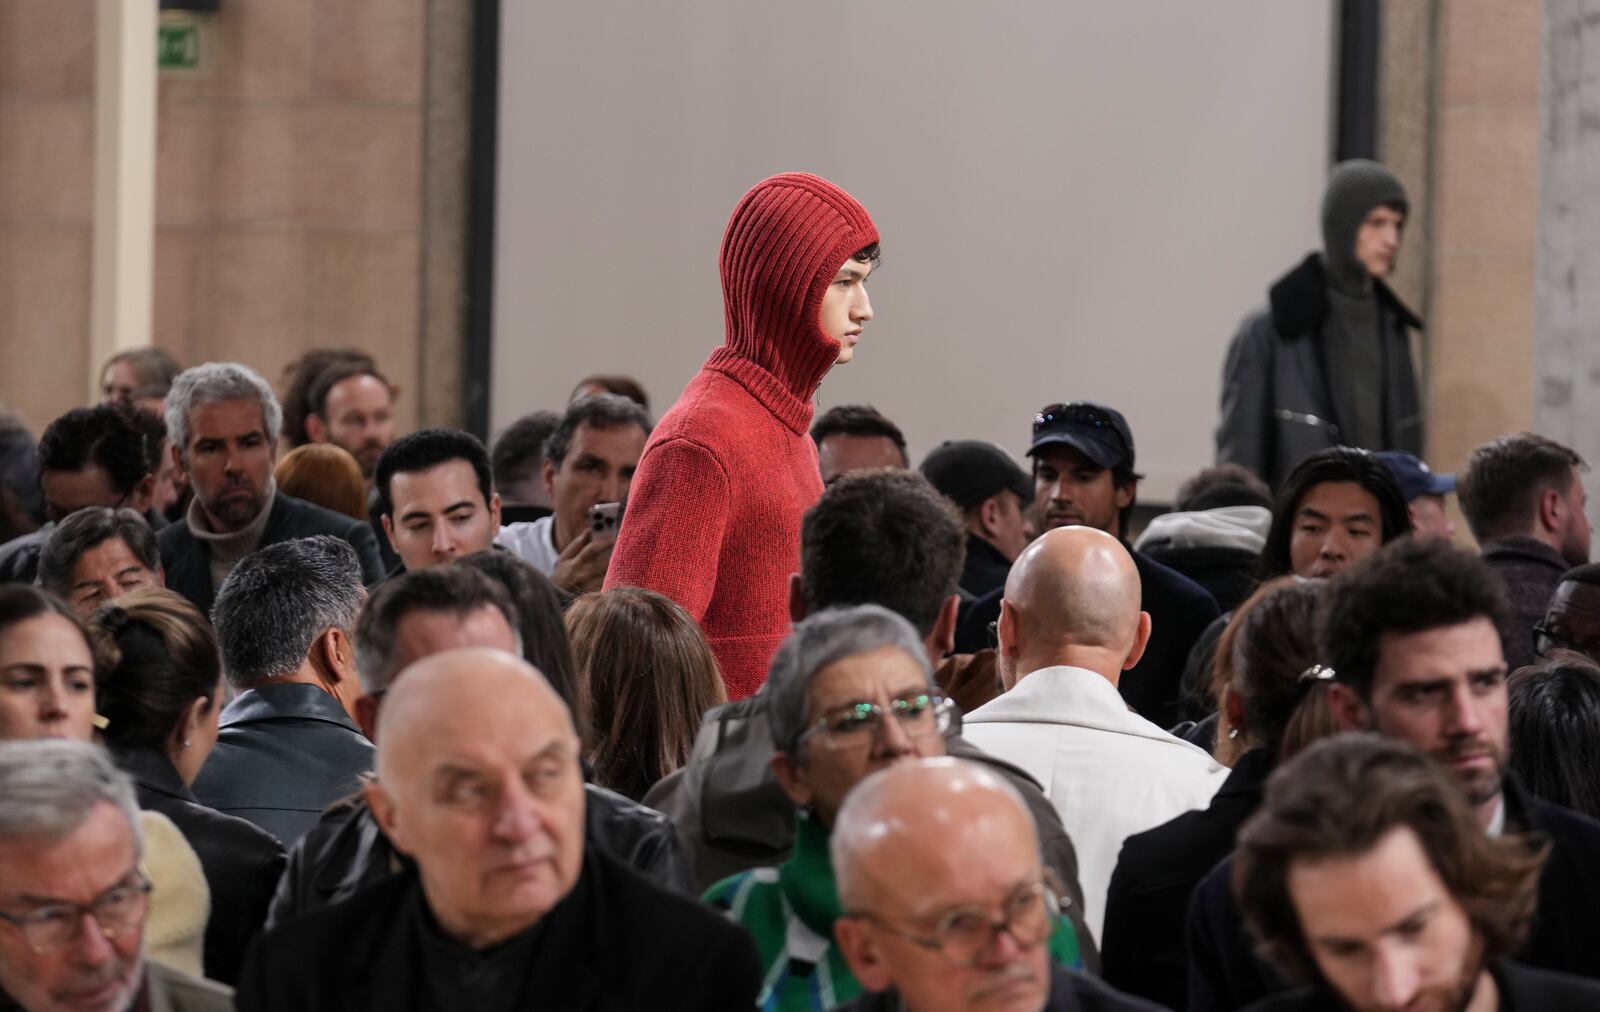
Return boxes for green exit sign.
[158,23,199,70]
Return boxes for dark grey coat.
[1216,253,1422,487]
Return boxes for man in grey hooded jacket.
[1216,160,1423,488]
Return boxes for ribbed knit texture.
[604,173,879,699]
[1320,158,1407,294]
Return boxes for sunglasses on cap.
[1033,402,1122,435]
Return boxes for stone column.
[1536,0,1600,534]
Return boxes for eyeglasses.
[849,880,1061,967]
[1533,623,1600,657]
[796,693,955,752]
[0,871,150,955]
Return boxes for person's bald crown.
[830,757,1034,906]
[1003,526,1143,649]
[373,647,568,781]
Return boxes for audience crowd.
[1,166,1598,1011]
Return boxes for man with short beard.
[157,363,385,613]
[0,740,232,1012]
[1186,538,1600,1010]
[1234,734,1600,1011]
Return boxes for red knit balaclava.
[718,173,879,397]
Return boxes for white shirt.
[962,664,1229,940]
[494,516,560,576]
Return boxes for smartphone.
[588,502,623,544]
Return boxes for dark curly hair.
[800,469,963,638]
[1323,536,1509,700]
[1235,734,1546,986]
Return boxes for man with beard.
[1457,433,1592,670]
[302,362,402,572]
[157,363,385,612]
[0,739,233,1011]
[1234,734,1600,1011]
[1186,537,1600,1010]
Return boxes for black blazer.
[158,492,387,614]
[112,745,286,986]
[1243,960,1600,1011]
[1102,748,1273,1010]
[237,849,761,1011]
[1187,775,1600,1011]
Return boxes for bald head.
[374,647,569,782]
[366,647,586,950]
[832,757,1036,910]
[1004,526,1142,649]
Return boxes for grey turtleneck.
[187,478,277,592]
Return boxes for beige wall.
[1421,2,1542,475]
[0,0,443,437]
[0,0,95,433]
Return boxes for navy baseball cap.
[920,440,1033,509]
[1377,451,1455,503]
[1027,401,1135,471]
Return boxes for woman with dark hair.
[1508,653,1600,819]
[1103,578,1336,1010]
[566,587,727,801]
[0,584,100,742]
[456,549,576,707]
[1257,446,1412,580]
[92,587,286,985]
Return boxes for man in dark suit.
[1233,734,1600,1011]
[193,536,373,845]
[1187,538,1600,1010]
[236,648,760,1011]
[157,362,385,614]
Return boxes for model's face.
[1407,494,1456,542]
[1356,618,1509,810]
[822,258,875,364]
[543,422,647,551]
[64,538,161,617]
[1032,447,1130,538]
[0,803,146,1012]
[1288,481,1383,579]
[319,374,395,478]
[40,467,128,527]
[383,460,501,571]
[1539,580,1600,662]
[775,647,945,828]
[0,614,96,743]
[1290,827,1483,1012]
[816,434,905,486]
[182,399,274,533]
[1355,205,1405,278]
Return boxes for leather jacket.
[265,782,690,928]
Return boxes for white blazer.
[962,664,1228,941]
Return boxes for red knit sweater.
[604,174,879,699]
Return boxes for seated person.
[1533,563,1600,665]
[236,649,761,1011]
[705,606,1083,1011]
[37,507,163,617]
[266,563,686,927]
[832,758,1160,1012]
[192,536,371,844]
[1235,734,1600,1010]
[0,739,232,1012]
[812,404,910,486]
[490,410,560,523]
[1132,463,1272,614]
